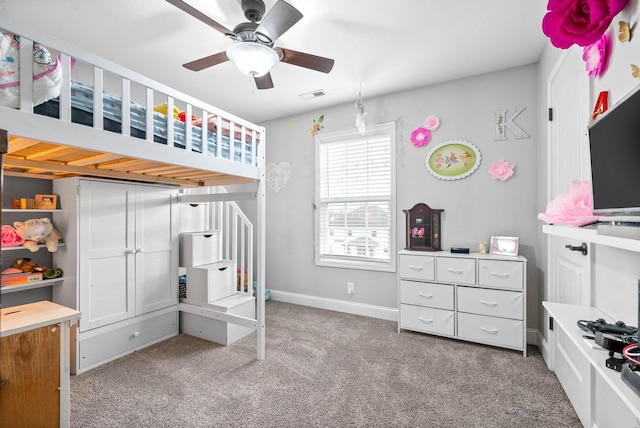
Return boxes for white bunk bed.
[0,17,267,362]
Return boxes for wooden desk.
[1,301,81,428]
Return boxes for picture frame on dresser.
[489,236,519,256]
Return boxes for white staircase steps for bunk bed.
[177,191,258,346]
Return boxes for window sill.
[315,258,396,273]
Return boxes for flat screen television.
[588,83,640,219]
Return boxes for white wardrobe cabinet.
[53,178,179,373]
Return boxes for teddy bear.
[13,218,61,252]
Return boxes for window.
[315,122,396,271]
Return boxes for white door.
[544,47,594,427]
[79,180,135,331]
[135,185,177,315]
[548,46,592,199]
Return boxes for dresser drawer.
[398,254,435,281]
[457,312,523,349]
[436,257,476,284]
[478,259,523,290]
[78,309,178,371]
[457,286,523,320]
[400,304,454,336]
[400,280,454,310]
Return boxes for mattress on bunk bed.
[32,80,254,165]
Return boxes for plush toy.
[10,257,48,273]
[2,257,62,278]
[13,218,61,252]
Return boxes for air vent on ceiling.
[299,89,328,100]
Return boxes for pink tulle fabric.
[538,180,599,226]
[1,224,25,247]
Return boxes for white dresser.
[398,250,527,356]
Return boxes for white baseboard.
[269,290,398,321]
[537,330,551,368]
[270,291,545,351]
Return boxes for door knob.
[565,242,588,256]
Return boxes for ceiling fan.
[166,0,335,89]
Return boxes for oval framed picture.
[425,140,481,180]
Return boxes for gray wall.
[263,64,539,328]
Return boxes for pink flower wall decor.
[423,115,440,131]
[489,159,515,181]
[542,0,628,49]
[410,127,431,147]
[583,31,612,77]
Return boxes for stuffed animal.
[10,257,48,273]
[2,257,62,278]
[13,218,61,252]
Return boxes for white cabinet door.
[550,235,592,307]
[79,181,135,331]
[79,181,177,330]
[135,185,177,315]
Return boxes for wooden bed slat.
[4,136,257,187]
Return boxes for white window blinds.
[315,122,396,270]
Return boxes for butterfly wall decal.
[310,115,325,136]
[619,20,635,42]
[632,64,640,78]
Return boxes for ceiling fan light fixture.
[226,42,279,77]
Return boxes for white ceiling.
[0,0,548,124]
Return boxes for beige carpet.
[70,301,581,427]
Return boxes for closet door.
[135,185,177,315]
[79,180,135,331]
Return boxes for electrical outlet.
[347,282,355,295]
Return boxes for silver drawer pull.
[409,265,424,271]
[418,292,434,299]
[490,272,509,278]
[418,317,434,324]
[480,326,499,334]
[479,300,498,307]
[447,268,463,274]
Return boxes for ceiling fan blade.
[254,0,303,43]
[183,52,229,71]
[254,73,274,90]
[166,0,233,36]
[275,48,334,73]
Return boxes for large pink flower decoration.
[423,115,440,131]
[542,0,628,49]
[489,159,515,181]
[410,127,431,147]
[583,31,611,77]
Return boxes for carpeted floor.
[70,301,581,427]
